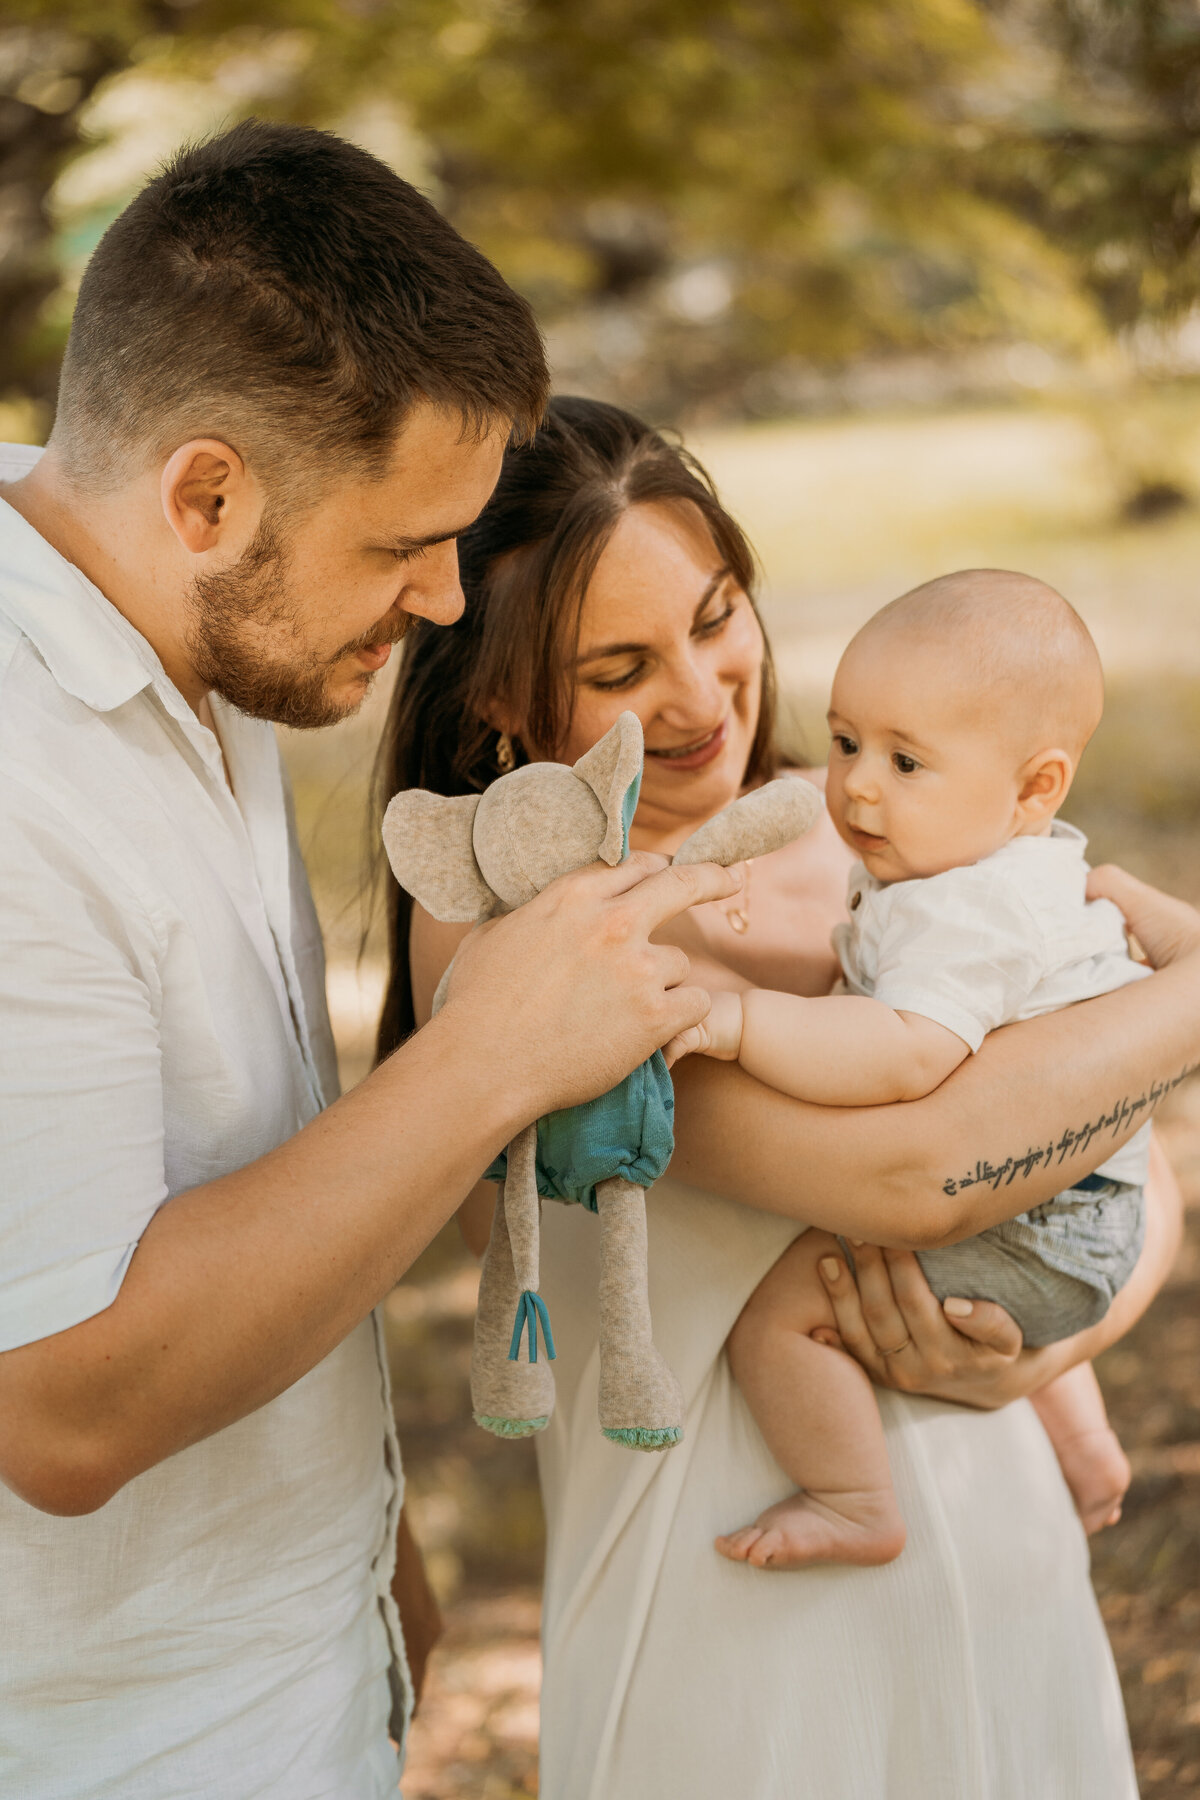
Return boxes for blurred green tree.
[2,0,1199,418]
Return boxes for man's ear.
[381,790,496,923]
[573,711,644,864]
[1015,748,1073,829]
[673,776,822,866]
[161,439,255,555]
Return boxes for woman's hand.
[391,1506,444,1711]
[1087,863,1200,969]
[813,1243,1052,1410]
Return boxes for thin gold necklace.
[724,858,753,933]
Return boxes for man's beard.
[187,514,416,729]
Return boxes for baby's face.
[825,633,1027,884]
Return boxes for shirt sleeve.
[0,793,168,1351]
[869,863,1045,1052]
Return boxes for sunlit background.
[5,3,1200,1793]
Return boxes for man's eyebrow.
[574,568,732,666]
[379,521,477,553]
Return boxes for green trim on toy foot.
[602,1425,683,1451]
[474,1412,551,1439]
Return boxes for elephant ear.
[381,789,496,923]
[673,776,823,867]
[572,710,644,864]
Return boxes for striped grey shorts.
[912,1176,1145,1347]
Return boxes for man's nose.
[400,540,465,627]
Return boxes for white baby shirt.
[833,821,1152,1185]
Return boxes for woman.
[378,398,1188,1798]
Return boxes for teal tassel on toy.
[509,1289,556,1364]
[474,1412,551,1438]
[602,1425,684,1451]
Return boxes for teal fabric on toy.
[484,762,677,1211]
[619,769,640,859]
[486,1051,675,1211]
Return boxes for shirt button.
[849,890,862,911]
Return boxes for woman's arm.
[810,1131,1183,1407]
[671,871,1200,1247]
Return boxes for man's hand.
[442,854,743,1116]
[663,990,744,1067]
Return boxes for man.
[0,121,734,1798]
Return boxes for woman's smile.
[645,717,730,771]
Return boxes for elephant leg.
[471,1125,556,1439]
[595,1176,684,1451]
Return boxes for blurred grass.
[279,388,1200,1796]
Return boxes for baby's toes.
[714,1526,764,1563]
[747,1530,787,1568]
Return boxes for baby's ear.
[381,789,496,922]
[673,776,823,866]
[573,710,644,864]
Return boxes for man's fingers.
[651,944,693,993]
[627,860,743,932]
[939,1296,1024,1357]
[662,1024,707,1068]
[588,849,672,894]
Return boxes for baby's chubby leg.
[1032,1362,1130,1534]
[716,1229,906,1570]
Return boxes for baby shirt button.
[849,890,862,911]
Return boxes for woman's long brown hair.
[374,395,784,1059]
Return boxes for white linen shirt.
[0,445,408,1799]
[833,821,1152,1185]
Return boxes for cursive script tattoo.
[940,1062,1199,1197]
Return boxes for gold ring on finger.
[879,1336,912,1357]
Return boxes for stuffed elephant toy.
[382,712,821,1451]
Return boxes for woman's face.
[556,501,765,851]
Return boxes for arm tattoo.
[940,1061,1198,1197]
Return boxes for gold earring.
[496,732,515,773]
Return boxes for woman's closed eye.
[694,601,735,639]
[590,659,648,692]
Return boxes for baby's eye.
[892,751,921,775]
[832,733,858,757]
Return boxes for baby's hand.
[662,990,744,1068]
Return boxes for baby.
[671,569,1150,1570]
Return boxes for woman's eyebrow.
[574,570,732,666]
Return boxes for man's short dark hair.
[53,119,548,491]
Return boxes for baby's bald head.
[827,570,1105,882]
[848,569,1103,760]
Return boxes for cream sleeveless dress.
[534,1176,1137,1800]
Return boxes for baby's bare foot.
[715,1486,906,1571]
[1054,1426,1131,1535]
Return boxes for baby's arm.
[669,988,969,1105]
